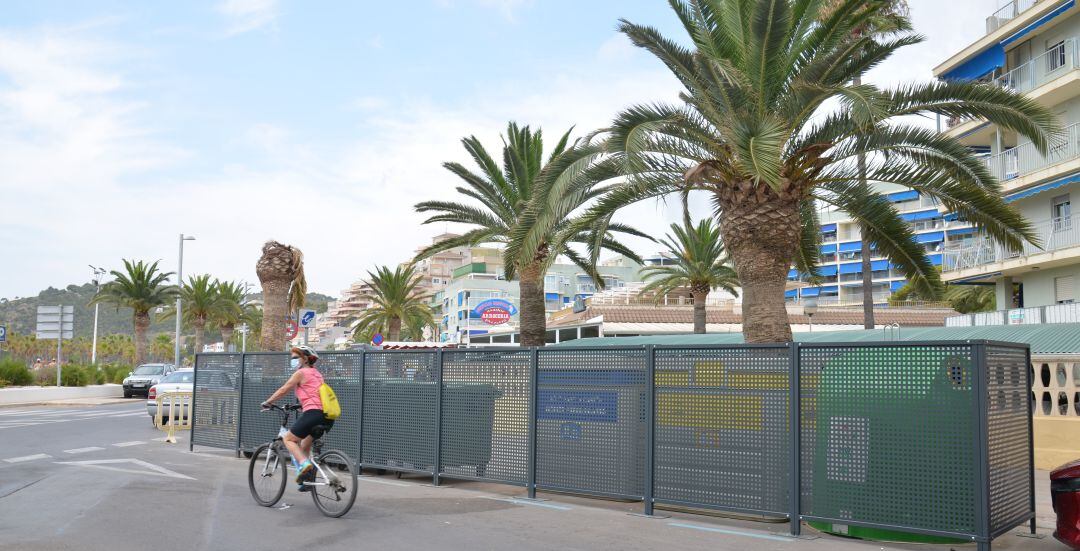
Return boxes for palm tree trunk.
[854,74,875,330]
[133,311,150,365]
[193,320,205,355]
[691,287,709,334]
[518,264,547,347]
[221,325,235,352]
[260,279,289,352]
[388,317,402,342]
[717,184,802,343]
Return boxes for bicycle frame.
[259,405,340,489]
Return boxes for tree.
[158,274,219,354]
[584,0,1056,342]
[639,219,739,334]
[890,277,995,314]
[151,333,174,362]
[212,280,248,350]
[256,241,306,351]
[91,260,177,365]
[414,122,647,346]
[350,264,434,342]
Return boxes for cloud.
[216,0,279,36]
[435,0,533,22]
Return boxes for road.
[0,401,1063,551]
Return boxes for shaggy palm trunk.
[717,183,802,343]
[518,264,547,347]
[133,311,150,366]
[221,325,235,352]
[193,319,206,355]
[259,279,290,352]
[388,317,402,342]
[854,75,875,330]
[691,286,709,334]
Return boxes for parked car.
[123,363,175,398]
[147,368,194,424]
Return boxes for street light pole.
[804,299,818,333]
[89,265,105,364]
[175,234,196,368]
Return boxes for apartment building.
[936,0,1080,312]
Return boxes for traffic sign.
[372,333,384,346]
[0,325,6,343]
[36,305,73,340]
[298,309,317,328]
[285,320,299,340]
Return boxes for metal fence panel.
[535,347,647,499]
[361,351,438,473]
[312,352,364,462]
[192,353,243,450]
[985,344,1035,536]
[440,349,531,485]
[799,344,978,536]
[239,354,291,452]
[653,346,790,515]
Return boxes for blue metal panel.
[886,190,918,202]
[900,209,940,222]
[838,241,862,252]
[941,43,1004,81]
[1006,172,1080,202]
[1002,0,1076,46]
[916,231,945,243]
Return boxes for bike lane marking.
[667,522,795,542]
[112,441,146,447]
[63,447,106,454]
[3,453,52,463]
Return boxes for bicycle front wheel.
[310,449,358,518]
[248,443,287,507]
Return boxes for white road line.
[358,476,411,487]
[3,453,52,463]
[482,496,573,510]
[667,522,795,542]
[112,441,145,447]
[63,447,106,454]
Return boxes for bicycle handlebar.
[261,403,302,412]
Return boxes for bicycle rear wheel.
[310,449,357,518]
[248,443,287,507]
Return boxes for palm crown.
[584,0,1057,342]
[350,264,434,343]
[91,259,177,364]
[640,218,739,298]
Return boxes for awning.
[945,213,961,222]
[890,280,906,292]
[1002,0,1075,47]
[544,292,560,301]
[821,223,837,232]
[941,43,1004,81]
[1006,172,1080,202]
[801,287,820,297]
[819,285,838,293]
[887,190,918,202]
[930,254,943,266]
[839,241,862,252]
[820,243,837,254]
[818,265,837,276]
[785,289,798,298]
[839,260,889,274]
[901,209,941,222]
[916,231,945,244]
[788,268,798,279]
[947,227,976,236]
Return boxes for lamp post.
[803,298,818,333]
[238,323,249,353]
[88,265,106,364]
[175,234,196,368]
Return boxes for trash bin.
[1052,459,1080,550]
[441,383,501,477]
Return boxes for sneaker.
[298,483,311,493]
[295,460,314,484]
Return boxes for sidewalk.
[0,384,127,407]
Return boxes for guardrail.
[984,122,1080,183]
[996,37,1076,94]
[154,391,193,444]
[943,216,1080,272]
[986,0,1039,34]
[946,301,1080,326]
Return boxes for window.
[1048,40,1067,72]
[1053,194,1072,231]
[1057,276,1075,304]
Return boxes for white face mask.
[290,357,301,370]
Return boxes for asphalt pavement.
[0,401,1066,551]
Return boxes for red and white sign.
[480,307,511,325]
[284,320,299,339]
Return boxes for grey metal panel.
[798,344,978,535]
[652,346,790,515]
[361,351,438,473]
[439,349,530,484]
[535,347,647,499]
[985,344,1036,534]
[191,353,243,450]
[314,352,363,462]
[239,354,292,451]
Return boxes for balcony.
[942,216,1080,274]
[983,122,1080,185]
[946,301,1080,326]
[986,0,1040,34]
[995,38,1077,95]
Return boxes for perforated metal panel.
[535,347,647,498]
[985,344,1035,536]
[239,354,292,452]
[192,353,243,450]
[308,352,363,462]
[799,344,977,535]
[361,351,437,473]
[440,349,530,484]
[653,346,790,514]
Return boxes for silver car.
[146,369,194,424]
[123,363,175,398]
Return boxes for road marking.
[112,441,145,447]
[358,476,411,487]
[55,458,196,480]
[3,453,52,463]
[483,496,572,511]
[667,522,794,542]
[63,447,105,454]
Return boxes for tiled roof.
[548,305,956,328]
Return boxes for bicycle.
[247,403,358,517]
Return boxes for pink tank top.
[295,368,324,411]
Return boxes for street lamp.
[238,323,250,353]
[88,265,107,364]
[803,298,818,333]
[175,234,196,368]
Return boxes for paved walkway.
[0,384,123,407]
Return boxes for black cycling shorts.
[290,409,332,439]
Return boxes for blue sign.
[299,309,317,328]
[559,422,582,440]
[372,333,384,346]
[538,390,617,423]
[0,325,5,343]
[472,298,518,317]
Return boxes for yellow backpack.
[319,383,341,420]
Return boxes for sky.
[0,0,1003,299]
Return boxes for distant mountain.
[0,283,334,339]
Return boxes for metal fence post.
[789,341,802,536]
[433,348,444,486]
[234,352,246,457]
[1025,345,1036,535]
[190,354,199,453]
[644,345,656,516]
[357,348,366,471]
[973,342,991,551]
[528,346,538,499]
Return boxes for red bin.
[1052,459,1080,549]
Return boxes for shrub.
[60,364,92,387]
[0,359,34,387]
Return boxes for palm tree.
[639,219,739,334]
[212,280,248,350]
[158,274,220,354]
[583,0,1056,342]
[414,122,647,346]
[150,333,174,362]
[891,277,996,314]
[91,260,177,365]
[350,264,434,342]
[255,241,306,351]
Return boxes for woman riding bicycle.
[261,345,332,489]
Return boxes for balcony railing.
[986,0,1039,34]
[943,216,1080,272]
[983,122,1080,182]
[995,38,1077,94]
[946,301,1080,326]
